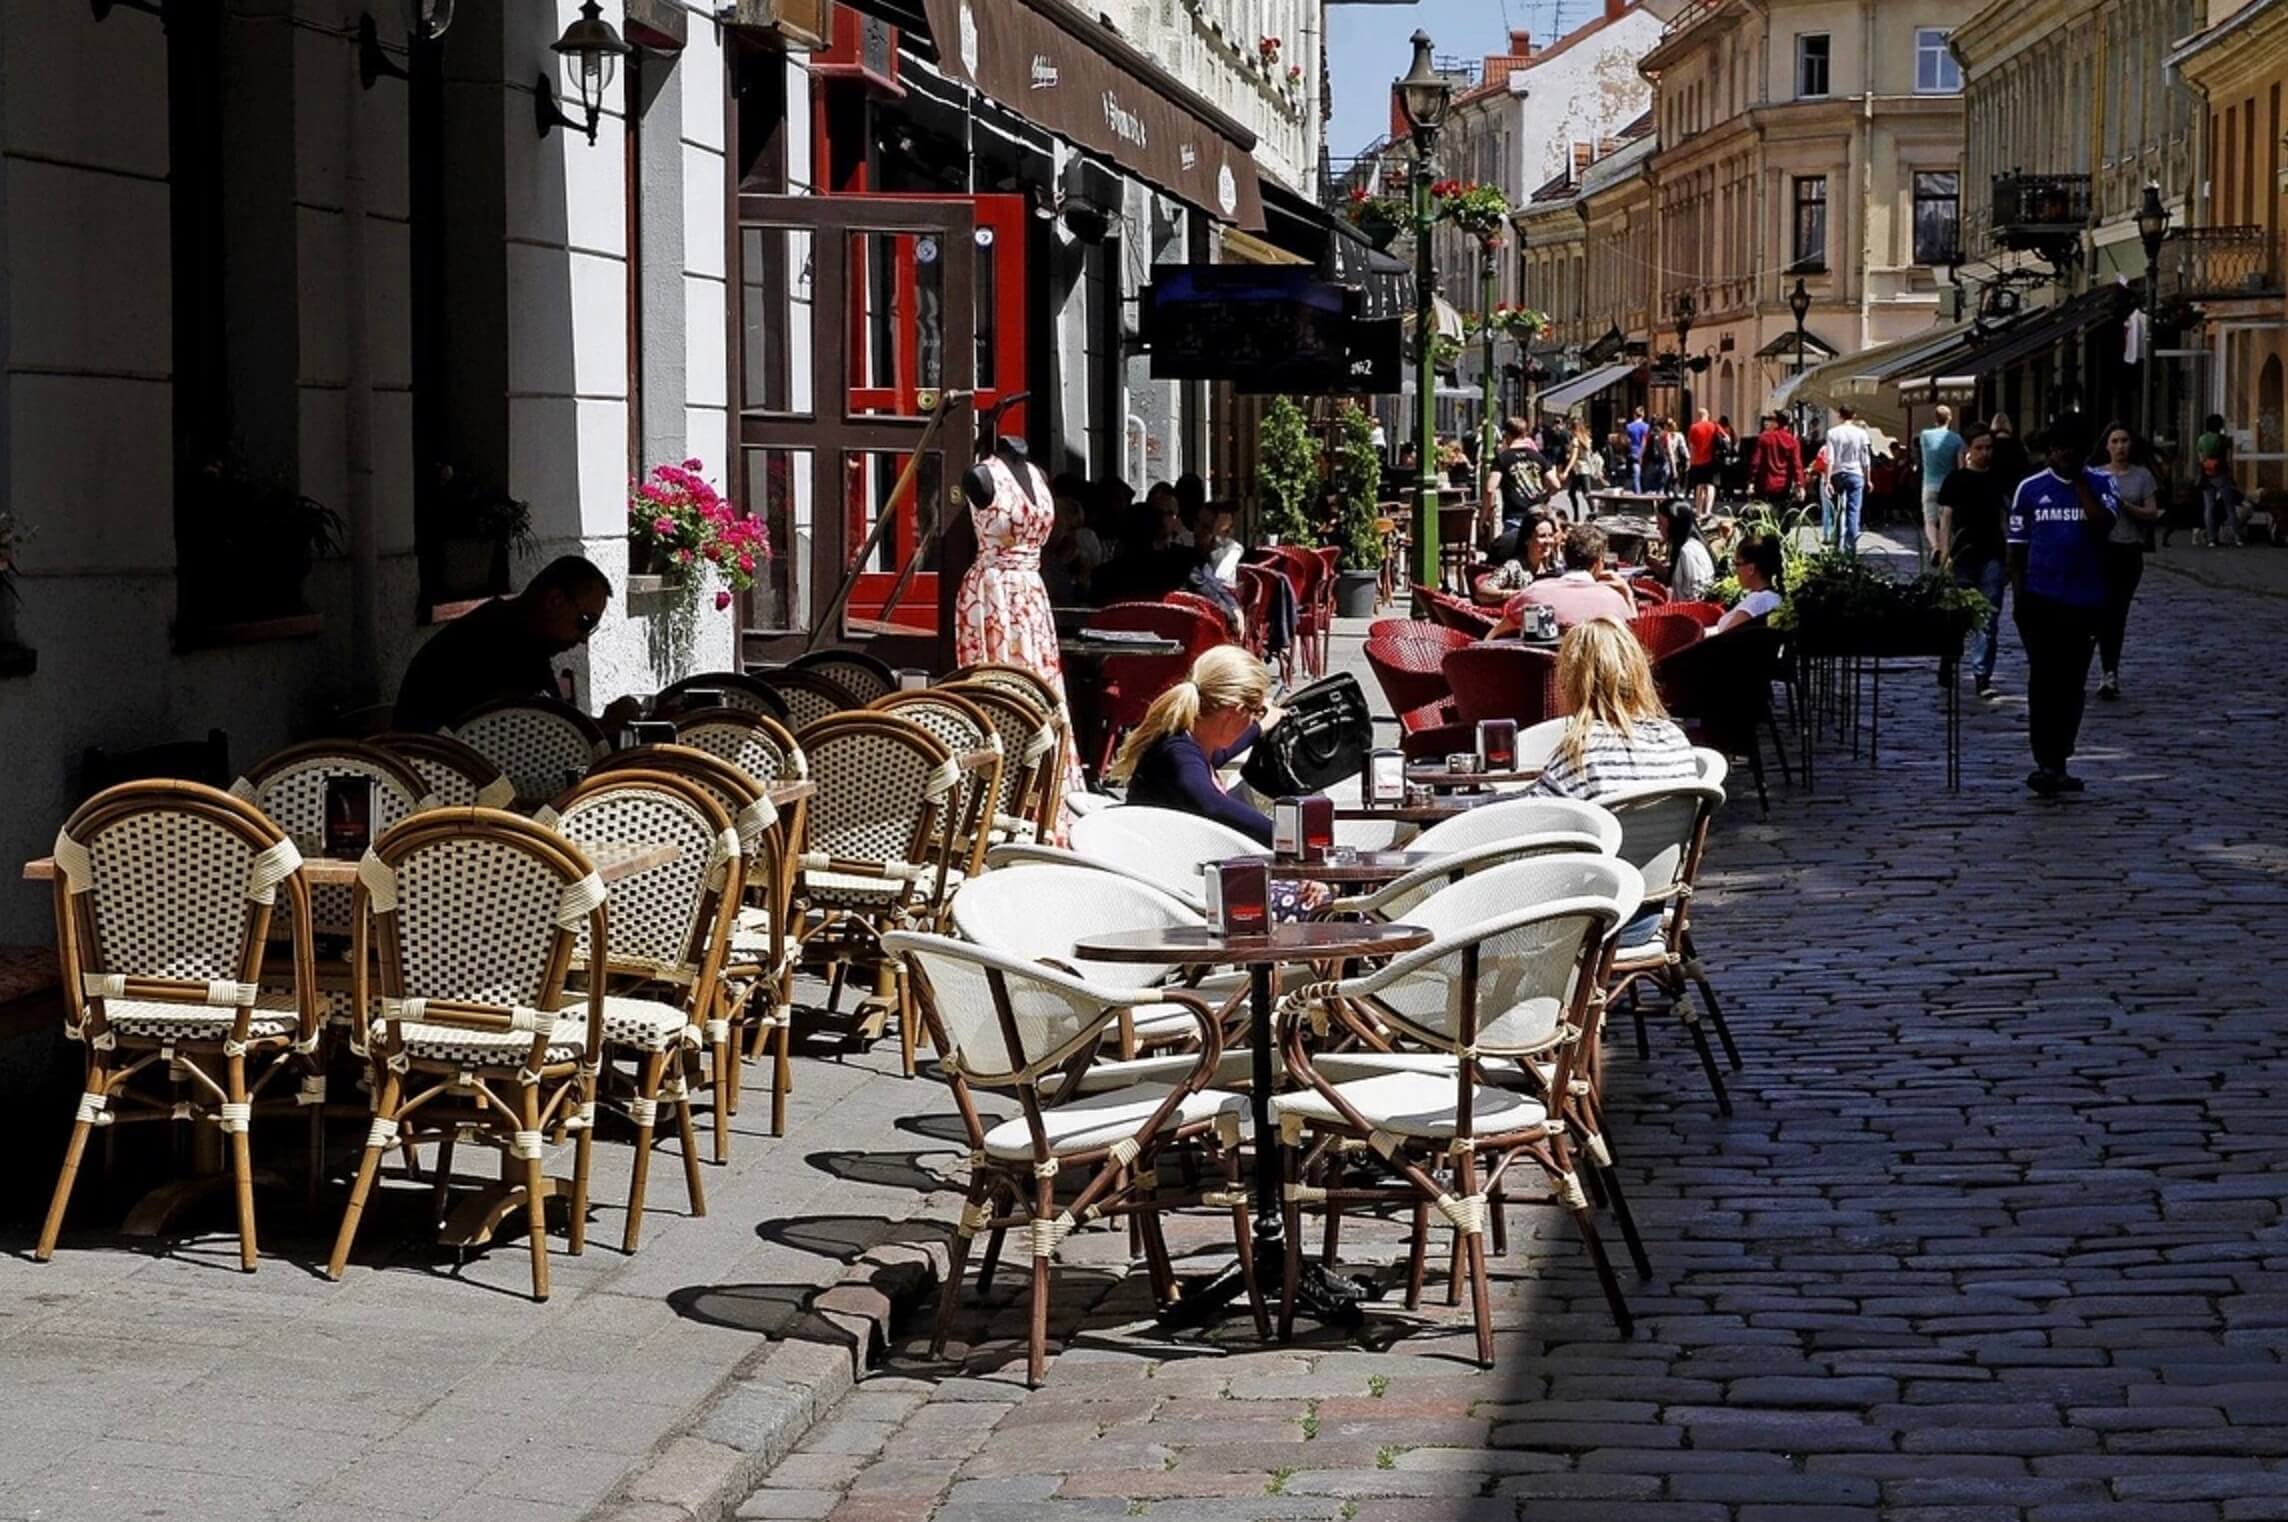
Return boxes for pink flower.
[683,458,704,471]
[675,548,694,565]
[714,589,733,611]
[737,553,755,573]
[651,515,677,537]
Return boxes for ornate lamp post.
[2135,181,2173,441]
[1788,276,1812,435]
[1395,31,1452,595]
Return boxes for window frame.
[1911,170,1961,266]
[1791,175,1829,272]
[1796,33,1831,101]
[1915,28,1962,95]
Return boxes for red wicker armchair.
[1629,611,1706,664]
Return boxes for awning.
[1258,180,1411,321]
[919,0,1266,230]
[1755,329,1838,362]
[1916,285,2132,383]
[1539,359,1640,413]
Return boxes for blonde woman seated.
[1529,617,1700,801]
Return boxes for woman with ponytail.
[1107,645,1282,844]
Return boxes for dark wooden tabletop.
[1334,793,1500,824]
[1072,921,1432,966]
[1267,849,1444,885]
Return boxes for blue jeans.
[1959,557,2007,684]
[1829,471,1865,553]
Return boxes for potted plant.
[1256,397,1318,547]
[184,457,343,625]
[1257,34,1281,69]
[1343,185,1407,251]
[1432,179,1512,245]
[1330,401,1385,618]
[433,462,533,597]
[629,459,770,611]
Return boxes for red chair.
[1399,708,1477,763]
[1234,565,1281,666]
[1263,546,1331,679]
[1629,611,1704,664]
[1168,589,1240,641]
[1441,643,1560,728]
[1629,574,1671,606]
[1368,616,1421,642]
[1657,617,1791,815]
[1312,546,1343,643]
[1666,600,1727,629]
[1087,602,1227,773]
[1363,625,1471,733]
[1422,589,1498,640]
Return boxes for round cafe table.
[1267,849,1445,886]
[1071,919,1431,1332]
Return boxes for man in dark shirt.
[1482,416,1547,562]
[395,555,634,732]
[2006,421,2116,797]
[1938,423,2012,699]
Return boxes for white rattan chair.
[1270,856,1645,1362]
[1323,832,1618,925]
[655,671,794,726]
[1514,717,1568,774]
[1602,763,1737,1113]
[231,740,433,942]
[553,770,740,1248]
[947,664,1074,836]
[674,708,806,791]
[449,697,609,806]
[1406,796,1622,858]
[330,809,608,1300]
[884,931,1255,1386]
[38,782,320,1271]
[372,731,517,809]
[872,690,1001,881]
[1068,806,1268,915]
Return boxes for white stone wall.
[1102,0,1322,194]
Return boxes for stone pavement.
[733,544,2288,1522]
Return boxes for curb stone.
[584,1189,962,1522]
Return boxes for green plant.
[1330,401,1385,573]
[1375,1446,1404,1470]
[1774,550,1988,641]
[431,462,533,556]
[186,456,344,620]
[1266,1467,1296,1495]
[1366,1374,1390,1399]
[1427,332,1463,371]
[1431,179,1511,243]
[1257,396,1319,545]
[1300,1399,1321,1441]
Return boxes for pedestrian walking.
[1686,407,1722,518]
[1918,405,1964,566]
[2090,422,2164,700]
[1749,411,1805,512]
[2008,420,2117,796]
[1938,423,2012,699]
[2194,413,2243,546]
[1824,406,1874,554]
[1566,417,1598,521]
[1625,406,1651,492]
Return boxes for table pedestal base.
[1155,1241,1381,1333]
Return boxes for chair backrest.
[372,732,516,809]
[796,712,959,887]
[232,740,431,845]
[871,690,1000,874]
[450,698,609,803]
[947,661,1062,716]
[1514,716,1569,774]
[755,667,861,731]
[1423,590,1498,638]
[673,707,807,790]
[1630,611,1704,664]
[655,671,794,725]
[352,808,604,1061]
[1596,777,1727,905]
[951,861,1202,993]
[1089,600,1227,661]
[1443,643,1559,726]
[886,932,1133,1088]
[1167,588,1235,636]
[1363,629,1468,718]
[80,729,231,802]
[1069,805,1265,911]
[1666,599,1727,629]
[1363,855,1641,1058]
[788,648,897,704]
[1409,795,1622,858]
[1234,565,1279,648]
[590,742,782,866]
[51,781,314,1050]
[940,681,1053,837]
[555,770,739,989]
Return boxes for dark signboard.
[1143,266,1399,395]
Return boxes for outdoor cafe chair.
[1406,795,1623,860]
[791,712,964,1077]
[948,663,1075,822]
[551,771,741,1250]
[231,740,433,955]
[373,731,516,809]
[1629,610,1705,664]
[872,690,1001,883]
[1656,617,1792,815]
[1321,828,1618,927]
[755,667,861,732]
[1068,806,1267,917]
[330,809,607,1301]
[37,781,319,1271]
[1087,601,1228,775]
[1443,643,1560,728]
[1664,599,1727,629]
[883,932,1253,1387]
[674,706,808,790]
[1601,759,1738,1114]
[941,680,1057,845]
[592,743,797,1141]
[1363,624,1470,736]
[789,648,897,705]
[653,671,794,726]
[450,696,609,805]
[1269,856,1645,1361]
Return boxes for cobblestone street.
[734,547,2288,1522]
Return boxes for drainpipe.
[1858,0,1875,355]
[342,27,380,701]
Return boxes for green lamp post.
[1395,31,1452,596]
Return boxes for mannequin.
[961,434,1040,515]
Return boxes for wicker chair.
[1629,610,1704,664]
[1271,856,1644,1360]
[449,697,609,805]
[940,681,1056,846]
[792,713,964,1077]
[592,743,799,1141]
[552,771,742,1248]
[1068,806,1266,916]
[1086,602,1228,774]
[654,671,794,726]
[372,731,516,809]
[38,781,320,1270]
[673,707,807,791]
[871,690,1001,882]
[1655,618,1791,815]
[1407,795,1621,858]
[755,667,862,731]
[1252,548,1327,678]
[231,740,432,941]
[1363,626,1470,736]
[1664,599,1727,629]
[788,648,897,704]
[884,931,1253,1386]
[945,665,1075,831]
[1443,643,1561,727]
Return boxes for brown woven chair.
[946,664,1072,830]
[449,697,609,805]
[654,671,794,726]
[941,681,1057,845]
[38,781,320,1270]
[329,808,607,1300]
[372,731,516,809]
[754,667,861,732]
[871,690,1001,882]
[788,648,898,704]
[231,740,432,941]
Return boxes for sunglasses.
[575,607,602,636]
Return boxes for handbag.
[1240,673,1373,798]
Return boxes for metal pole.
[1479,240,1498,478]
[1794,313,1808,438]
[1413,147,1441,594]
[2143,249,2158,439]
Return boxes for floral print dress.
[955,454,1082,831]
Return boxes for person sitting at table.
[1473,513,1564,605]
[394,555,642,733]
[1493,522,1636,636]
[1529,617,1700,802]
[1716,533,1786,633]
[1662,501,1717,602]
[1108,645,1282,843]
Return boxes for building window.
[1913,172,1960,265]
[1915,29,1961,94]
[1792,176,1828,270]
[1796,34,1830,100]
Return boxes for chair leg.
[1445,1222,1465,1307]
[1457,1152,1494,1369]
[1595,1149,1654,1282]
[1566,1187,1633,1337]
[1027,1171,1054,1388]
[329,1070,401,1280]
[1136,1174,1177,1308]
[518,1083,551,1302]
[673,1059,708,1219]
[1403,1199,1430,1311]
[976,1219,1008,1304]
[887,964,916,1079]
[1488,1179,1509,1258]
[934,1179,990,1357]
[1223,1145,1270,1342]
[711,1019,734,1165]
[429,1128,458,1229]
[37,1064,107,1262]
[1629,984,1651,1061]
[1682,1005,1733,1117]
[823,961,847,1017]
[1685,944,1742,1072]
[771,1015,793,1138]
[568,1072,595,1257]
[622,1051,666,1254]
[1277,1145,1304,1344]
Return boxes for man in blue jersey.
[2007,420,2116,797]
[1624,406,1651,492]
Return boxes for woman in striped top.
[1530,618,1700,801]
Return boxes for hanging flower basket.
[1344,186,1408,251]
[1257,34,1282,69]
[628,460,770,612]
[1432,179,1511,244]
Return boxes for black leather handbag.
[1240,673,1373,797]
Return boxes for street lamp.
[2136,180,2173,440]
[535,0,630,146]
[1788,276,1812,435]
[1396,30,1451,596]
[1672,289,1696,418]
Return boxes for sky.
[1325,0,1604,164]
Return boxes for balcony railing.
[2160,226,2283,302]
[1991,172,2092,256]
